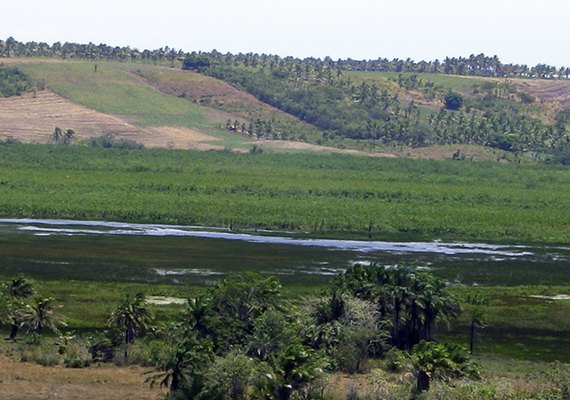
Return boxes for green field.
[0,143,569,244]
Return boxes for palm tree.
[21,297,66,335]
[469,311,486,355]
[5,275,35,340]
[146,335,212,396]
[109,293,154,360]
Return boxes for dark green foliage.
[555,109,570,127]
[444,91,463,110]
[202,62,568,152]
[146,334,213,397]
[334,264,460,350]
[411,340,479,394]
[182,53,211,71]
[197,273,281,354]
[109,292,154,359]
[87,134,144,149]
[0,65,34,97]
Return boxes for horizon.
[2,0,568,69]
[1,35,566,70]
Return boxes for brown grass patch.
[0,353,162,400]
[258,140,397,158]
[0,91,142,144]
[140,126,223,150]
[134,67,262,107]
[394,144,509,161]
[0,90,227,150]
[515,79,570,109]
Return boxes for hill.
[1,50,569,161]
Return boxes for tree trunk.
[276,386,292,400]
[170,372,179,394]
[416,371,430,393]
[9,324,19,341]
[469,320,475,354]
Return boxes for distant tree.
[182,54,211,71]
[444,91,463,110]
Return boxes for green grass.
[446,286,570,362]
[1,143,570,244]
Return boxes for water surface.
[0,218,568,286]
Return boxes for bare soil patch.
[394,144,508,161]
[257,140,397,158]
[515,79,570,109]
[0,353,162,400]
[135,68,262,107]
[0,91,142,144]
[141,126,224,150]
[0,91,227,150]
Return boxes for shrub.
[444,92,463,110]
[87,134,144,150]
[63,343,91,368]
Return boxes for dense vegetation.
[198,61,569,154]
[0,64,35,96]
[4,36,570,156]
[2,270,569,399]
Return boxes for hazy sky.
[4,0,569,67]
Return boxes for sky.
[3,0,569,67]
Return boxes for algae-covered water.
[0,218,569,286]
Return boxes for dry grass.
[0,353,163,400]
[0,90,229,150]
[133,67,263,106]
[0,90,142,144]
[258,140,397,158]
[394,144,511,161]
[516,79,570,109]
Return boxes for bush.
[87,134,144,150]
[444,92,463,110]
[384,347,410,372]
[63,343,91,368]
[18,342,60,367]
[88,333,116,362]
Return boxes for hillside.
[1,56,569,161]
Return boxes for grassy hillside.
[14,61,252,149]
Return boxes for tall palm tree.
[109,293,154,360]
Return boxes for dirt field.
[516,79,570,109]
[0,353,163,400]
[259,140,397,158]
[134,67,263,107]
[0,91,142,144]
[0,90,227,150]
